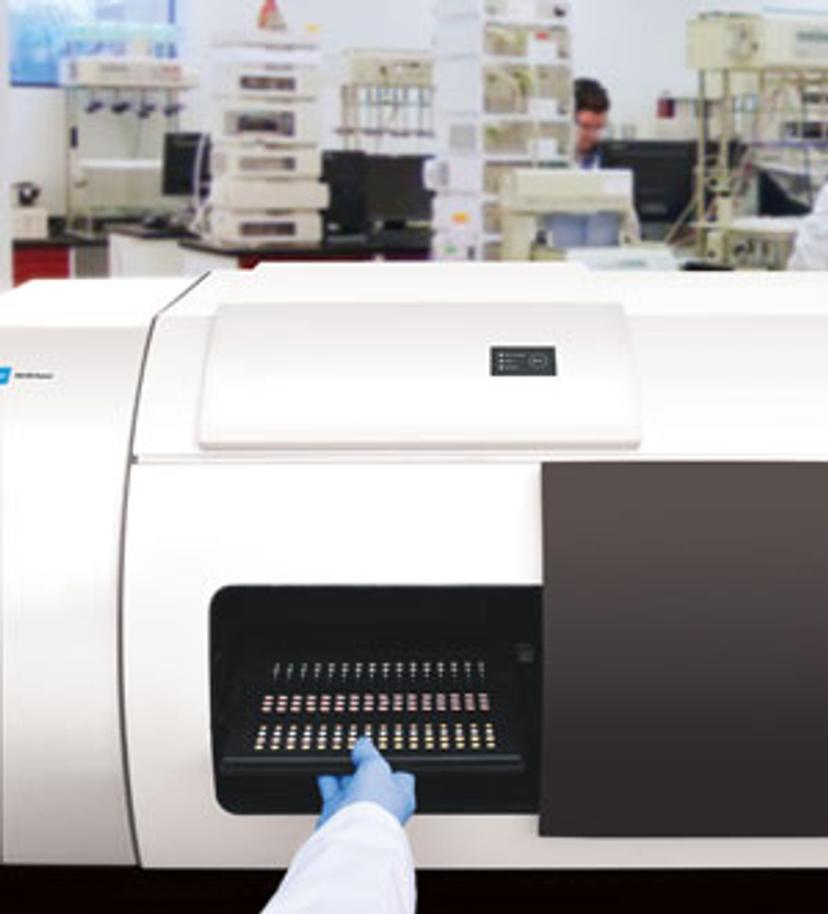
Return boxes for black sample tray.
[220,653,525,777]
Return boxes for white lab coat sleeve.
[789,184,828,270]
[259,802,416,914]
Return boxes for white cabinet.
[108,232,187,278]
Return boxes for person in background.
[261,738,417,914]
[574,77,611,170]
[789,182,828,270]
[542,77,638,250]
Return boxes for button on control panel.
[491,348,557,377]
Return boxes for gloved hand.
[316,737,416,829]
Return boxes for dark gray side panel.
[541,463,828,837]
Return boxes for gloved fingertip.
[317,775,340,802]
[352,735,383,766]
[395,771,416,792]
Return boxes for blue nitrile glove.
[316,737,416,829]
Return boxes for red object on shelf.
[13,245,71,287]
[657,93,677,119]
[258,0,284,29]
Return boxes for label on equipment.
[491,347,557,377]
[241,75,297,92]
[241,221,297,238]
[236,111,296,136]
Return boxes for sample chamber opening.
[211,586,541,815]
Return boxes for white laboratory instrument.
[209,177,329,211]
[207,210,323,246]
[210,144,322,180]
[499,168,636,260]
[203,26,327,249]
[60,55,198,89]
[687,14,828,71]
[61,56,199,233]
[5,264,828,872]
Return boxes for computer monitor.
[162,132,211,198]
[600,140,744,227]
[758,170,811,217]
[323,152,434,237]
[600,140,697,225]
[364,155,434,229]
[322,151,370,236]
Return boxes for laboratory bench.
[108,224,196,278]
[179,234,432,273]
[13,233,108,286]
[104,230,432,278]
[15,226,432,285]
[14,219,192,285]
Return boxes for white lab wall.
[8,89,66,217]
[9,0,828,215]
[571,0,702,136]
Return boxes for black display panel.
[491,348,557,377]
[541,463,828,837]
[322,152,434,238]
[162,132,211,198]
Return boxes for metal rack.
[687,13,828,268]
[338,50,435,153]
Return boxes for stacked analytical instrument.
[204,28,328,247]
[431,0,574,260]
